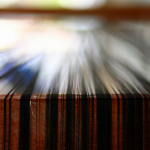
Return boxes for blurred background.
[0,0,150,10]
[1,0,150,95]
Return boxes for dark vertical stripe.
[127,94,135,150]
[36,94,38,150]
[81,95,87,150]
[122,94,127,150]
[8,94,14,150]
[91,95,94,149]
[143,94,148,150]
[72,94,75,150]
[3,95,7,150]
[116,94,120,150]
[65,94,72,150]
[19,96,30,150]
[45,94,50,150]
[4,93,14,150]
[78,95,80,149]
[50,94,58,150]
[148,96,150,150]
[135,94,143,150]
[19,72,39,150]
[45,94,58,150]
[97,94,105,150]
[105,94,112,150]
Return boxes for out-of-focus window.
[0,0,59,9]
[57,0,105,9]
[0,0,105,9]
[108,0,150,6]
[0,0,150,9]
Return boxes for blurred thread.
[0,16,150,95]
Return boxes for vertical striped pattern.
[0,94,150,150]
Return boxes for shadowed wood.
[1,6,150,20]
[0,94,149,150]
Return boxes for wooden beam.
[0,6,150,20]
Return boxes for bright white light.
[57,0,105,9]
[0,0,18,8]
[0,19,32,50]
[59,18,101,31]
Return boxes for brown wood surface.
[0,6,150,20]
[0,94,150,149]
